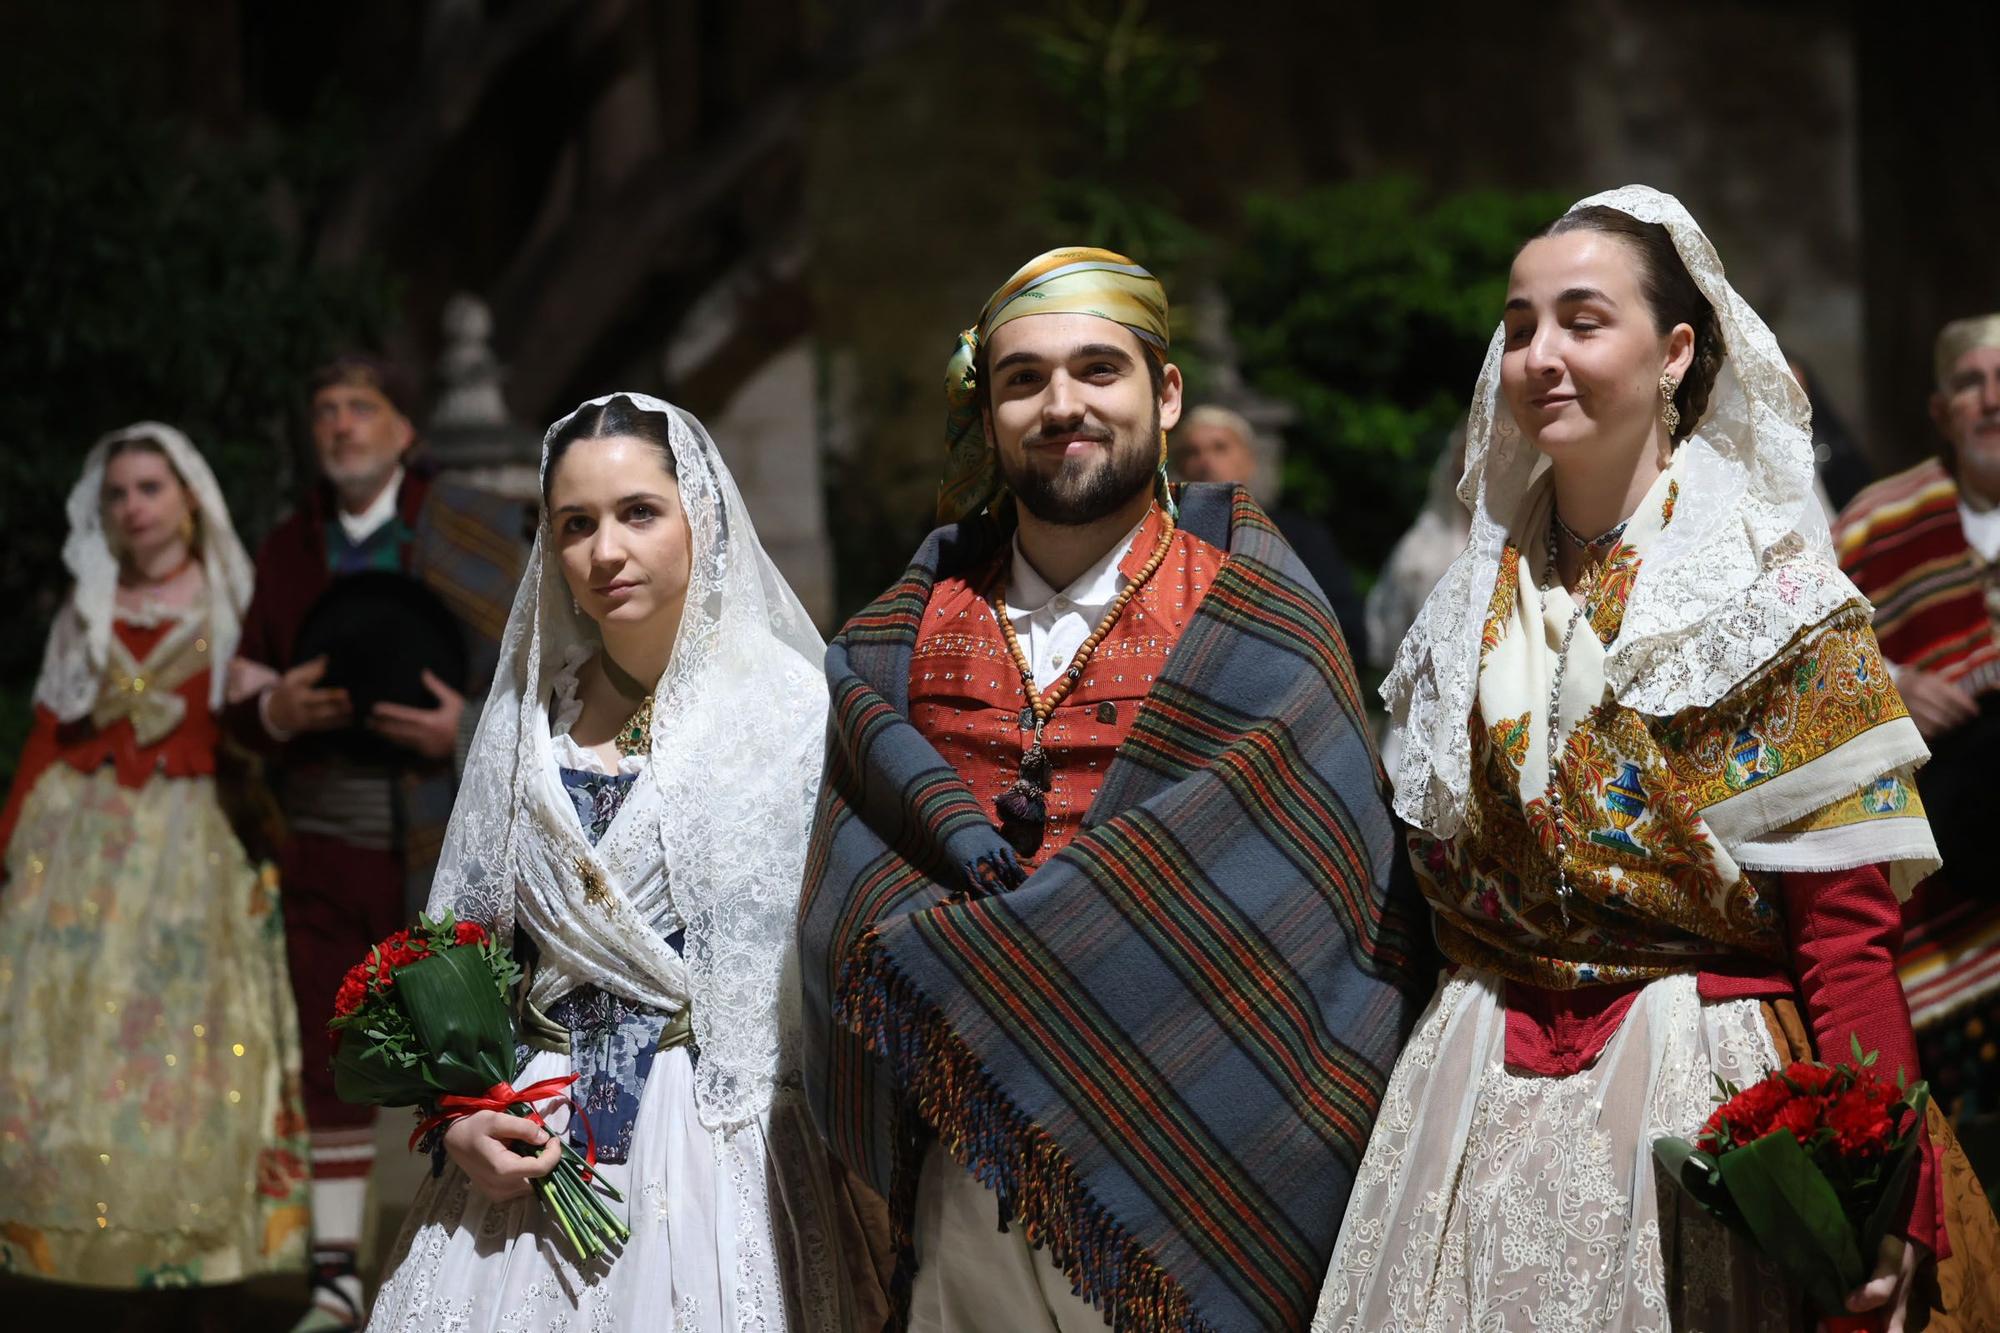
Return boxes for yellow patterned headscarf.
[1936,313,2000,388]
[938,246,1171,524]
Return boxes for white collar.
[1008,511,1149,615]
[336,466,405,545]
[1959,494,2000,561]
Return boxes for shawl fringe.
[837,930,1216,1333]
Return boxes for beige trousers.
[908,1143,1107,1332]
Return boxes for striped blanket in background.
[798,482,1431,1333]
[1834,457,2000,691]
[1836,457,2000,1112]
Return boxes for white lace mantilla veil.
[1385,185,1871,839]
[34,422,255,719]
[426,392,830,1133]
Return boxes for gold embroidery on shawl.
[1587,539,1641,646]
[1480,545,1519,663]
[1774,773,1926,833]
[1414,542,1899,990]
[1656,610,1908,811]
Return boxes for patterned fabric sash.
[799,483,1429,1333]
[1419,465,1938,989]
[394,477,528,907]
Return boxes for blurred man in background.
[1172,404,1367,662]
[230,354,525,1331]
[1834,314,2000,1128]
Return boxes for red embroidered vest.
[910,507,1225,870]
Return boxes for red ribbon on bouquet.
[1819,1316,1887,1332]
[409,1073,601,1177]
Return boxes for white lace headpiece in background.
[427,392,830,1132]
[1384,185,1863,838]
[34,422,256,720]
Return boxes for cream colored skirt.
[0,763,308,1287]
[1313,970,1796,1333]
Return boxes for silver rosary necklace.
[1550,507,1628,555]
[1541,521,1590,930]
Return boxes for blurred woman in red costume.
[0,424,308,1301]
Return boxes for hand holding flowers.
[329,912,629,1263]
[1654,1036,1928,1332]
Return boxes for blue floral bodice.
[536,765,687,1163]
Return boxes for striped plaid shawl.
[1835,457,2000,692]
[799,483,1429,1333]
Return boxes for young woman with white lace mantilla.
[0,425,308,1297]
[1313,188,2000,1332]
[368,393,856,1331]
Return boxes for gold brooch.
[576,856,612,908]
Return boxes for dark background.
[3,0,1998,776]
[4,1,2000,1321]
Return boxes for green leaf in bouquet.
[393,947,520,1098]
[1652,1135,1735,1223]
[332,1029,435,1107]
[1715,1128,1865,1316]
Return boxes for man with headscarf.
[1835,314,2000,1120]
[1171,404,1369,664]
[228,353,527,1331]
[798,248,1428,1332]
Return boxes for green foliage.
[1226,178,1571,567]
[1013,0,1214,269]
[0,17,394,787]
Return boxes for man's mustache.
[1021,425,1114,450]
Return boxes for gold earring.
[1659,374,1682,437]
[178,512,197,545]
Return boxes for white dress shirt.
[1959,496,2000,563]
[337,465,405,545]
[1005,515,1147,693]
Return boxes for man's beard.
[1000,410,1159,526]
[323,454,400,508]
[1955,424,2000,504]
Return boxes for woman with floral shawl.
[1313,188,2000,1331]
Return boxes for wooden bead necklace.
[988,510,1177,855]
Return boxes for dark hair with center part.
[543,394,679,506]
[1531,205,1725,444]
[103,433,188,481]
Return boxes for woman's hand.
[1827,1233,1922,1332]
[442,1110,564,1202]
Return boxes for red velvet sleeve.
[0,705,63,868]
[224,528,290,754]
[1781,865,1945,1257]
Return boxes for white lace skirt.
[368,1044,851,1332]
[1312,971,1798,1333]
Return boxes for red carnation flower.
[376,930,434,972]
[332,972,369,1019]
[1826,1082,1896,1155]
[1769,1097,1821,1144]
[1709,1077,1794,1148]
[454,920,489,947]
[1782,1061,1841,1098]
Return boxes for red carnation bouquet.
[1653,1036,1928,1331]
[328,912,628,1263]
